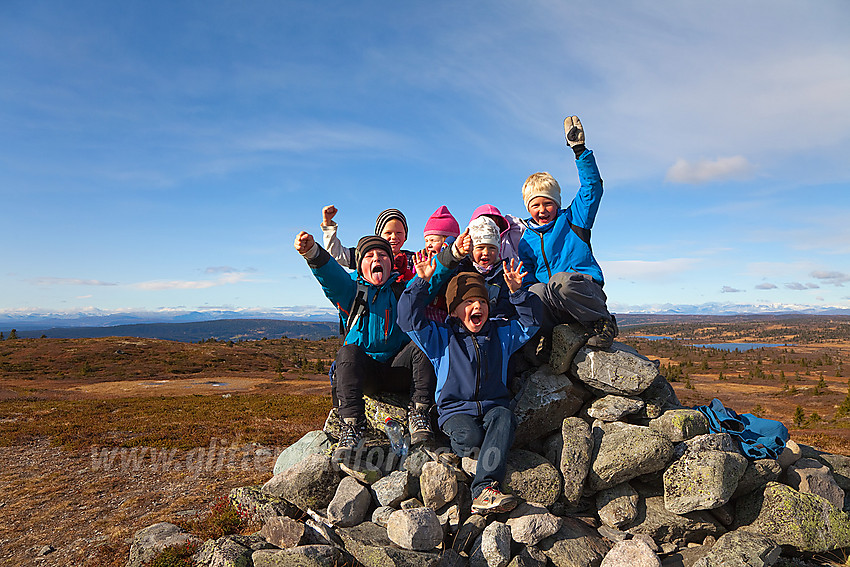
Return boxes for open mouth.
[470,312,484,326]
[370,265,384,277]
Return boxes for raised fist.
[322,205,338,225]
[294,231,315,254]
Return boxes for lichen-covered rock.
[371,506,395,527]
[229,486,300,523]
[691,529,780,567]
[513,365,590,446]
[599,538,661,567]
[504,449,562,507]
[817,452,850,491]
[126,522,201,567]
[663,450,748,514]
[273,430,333,476]
[386,508,444,551]
[737,481,850,552]
[637,373,682,419]
[587,421,674,491]
[549,322,589,374]
[596,483,639,529]
[262,453,340,512]
[327,475,372,527]
[543,417,592,505]
[625,495,726,547]
[538,516,611,567]
[587,395,645,422]
[649,409,709,443]
[506,502,563,546]
[252,544,343,567]
[506,545,548,567]
[571,343,660,396]
[337,521,442,566]
[371,470,411,508]
[192,536,252,567]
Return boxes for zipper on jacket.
[472,335,483,416]
[536,230,552,279]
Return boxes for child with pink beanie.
[423,205,460,257]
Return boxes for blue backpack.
[694,398,789,460]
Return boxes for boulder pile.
[127,323,850,567]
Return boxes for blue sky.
[2,1,849,322]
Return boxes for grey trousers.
[529,271,611,334]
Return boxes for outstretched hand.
[564,115,585,148]
[413,249,437,281]
[294,231,315,254]
[453,228,472,257]
[502,258,527,293]
[322,205,338,225]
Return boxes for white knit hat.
[468,216,500,248]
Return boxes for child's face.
[472,244,499,270]
[380,219,406,255]
[424,235,446,255]
[528,197,558,225]
[360,249,392,286]
[453,298,489,334]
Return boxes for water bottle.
[383,417,409,457]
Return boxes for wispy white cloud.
[811,271,850,286]
[785,282,820,291]
[665,156,754,184]
[28,277,117,286]
[721,286,744,293]
[133,272,252,291]
[755,283,777,290]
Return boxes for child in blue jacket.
[517,115,617,348]
[294,231,435,462]
[398,253,542,514]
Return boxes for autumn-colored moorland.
[1,314,849,565]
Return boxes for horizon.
[2,2,849,317]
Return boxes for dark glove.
[564,115,586,157]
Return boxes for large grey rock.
[273,430,334,475]
[371,506,395,527]
[259,516,307,549]
[731,459,782,499]
[682,433,738,454]
[550,322,589,374]
[588,421,674,491]
[817,452,850,491]
[663,450,748,514]
[544,417,593,505]
[262,453,340,512]
[600,538,661,567]
[596,483,639,529]
[507,546,548,567]
[192,536,252,567]
[327,475,372,527]
[538,516,611,567]
[506,502,563,546]
[372,470,411,508]
[252,545,342,567]
[737,481,850,552]
[649,409,709,443]
[691,529,780,567]
[571,343,660,396]
[420,461,459,509]
[777,439,802,469]
[786,457,845,509]
[229,486,300,523]
[587,395,645,422]
[337,521,442,566]
[126,522,201,567]
[513,365,590,446]
[625,495,726,547]
[386,508,444,551]
[470,521,512,567]
[504,449,562,507]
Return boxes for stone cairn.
[127,323,850,567]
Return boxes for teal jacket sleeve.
[305,245,357,317]
[566,149,603,230]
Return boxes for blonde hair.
[522,172,562,211]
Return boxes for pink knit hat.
[470,204,509,234]
[423,205,460,238]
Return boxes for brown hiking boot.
[408,403,433,445]
[332,417,367,463]
[471,483,520,515]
